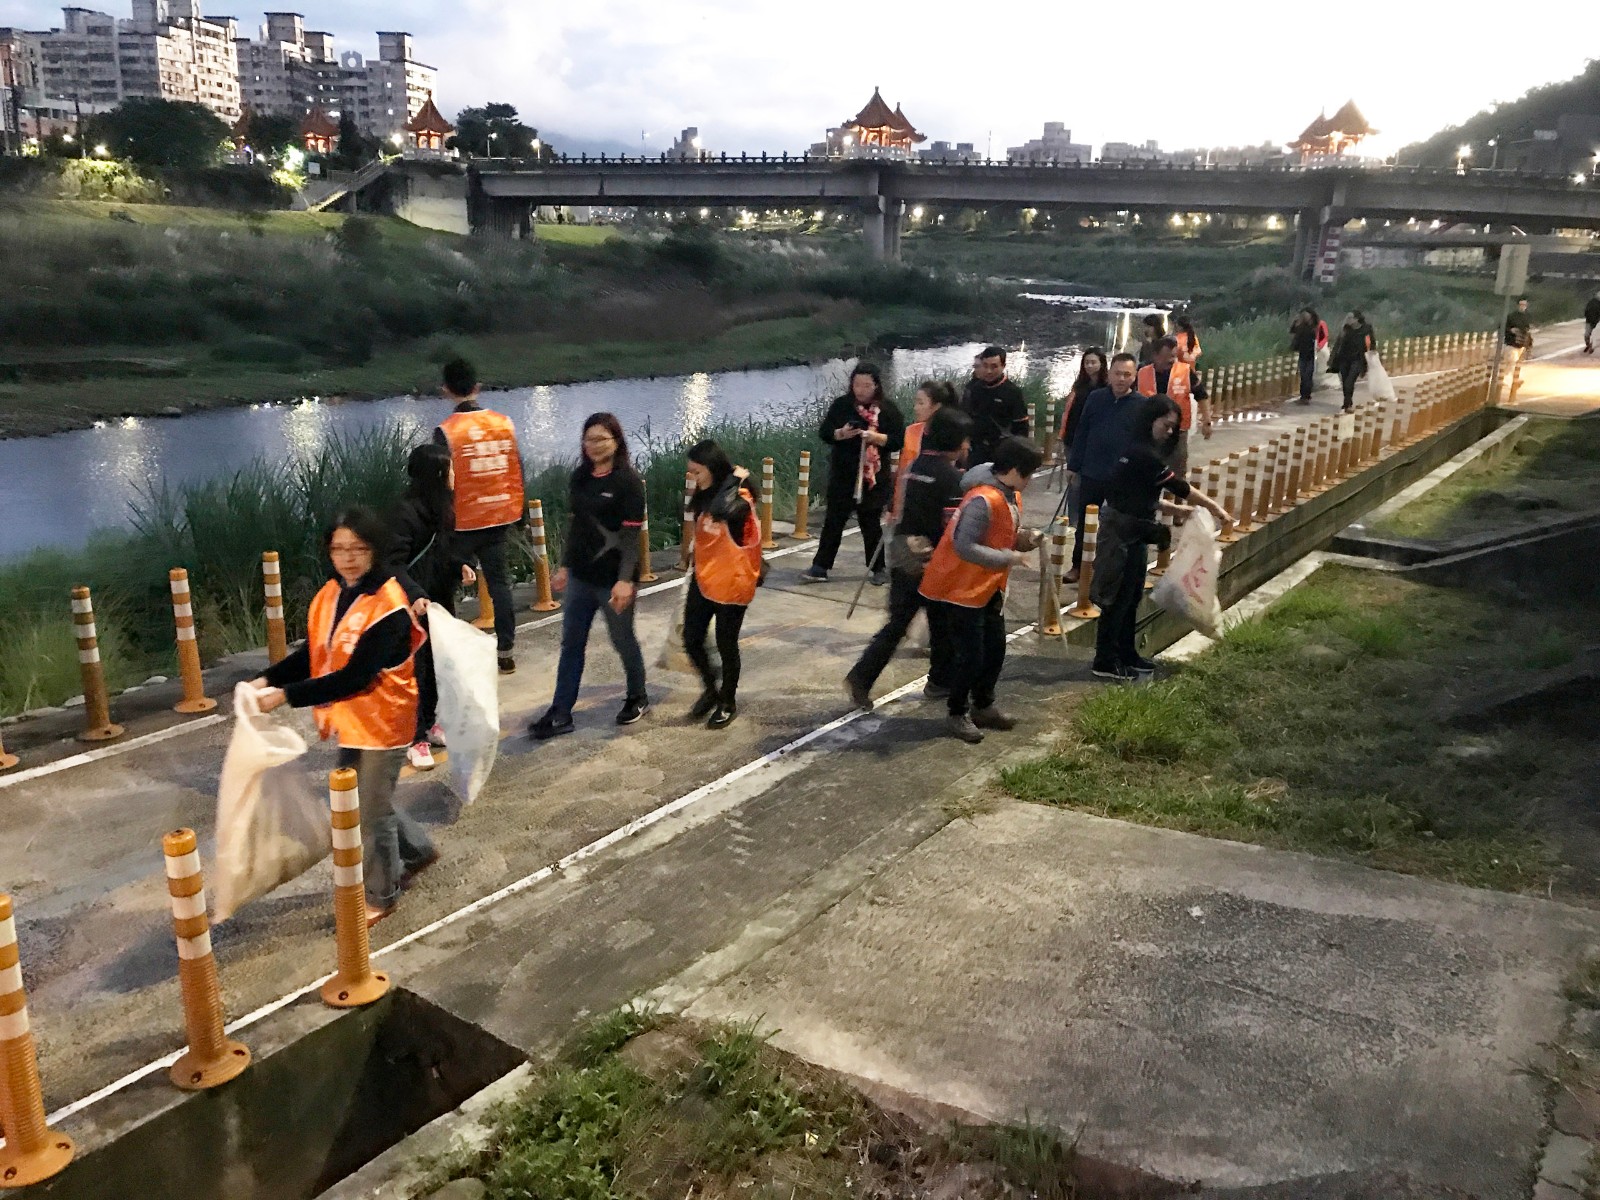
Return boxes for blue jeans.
[337,747,435,910]
[551,575,648,715]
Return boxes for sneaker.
[498,655,516,675]
[406,742,436,770]
[922,682,952,701]
[616,695,650,726]
[528,710,574,740]
[1062,568,1080,585]
[797,566,829,584]
[869,569,888,586]
[971,705,1016,731]
[945,713,984,744]
[400,849,440,890]
[1091,661,1134,682]
[707,702,737,729]
[1296,397,1312,405]
[687,687,719,720]
[845,673,873,711]
[426,723,447,748]
[1128,655,1159,674]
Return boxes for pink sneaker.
[406,742,435,770]
[427,724,447,748]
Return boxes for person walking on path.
[960,346,1031,467]
[254,507,435,928]
[1136,336,1211,477]
[1173,317,1202,365]
[891,380,957,521]
[385,443,475,771]
[1091,397,1231,682]
[1505,297,1533,357]
[845,407,972,709]
[1330,311,1375,413]
[434,357,526,675]
[1057,348,1108,584]
[1134,313,1166,366]
[1290,308,1320,403]
[528,413,650,741]
[921,436,1043,744]
[799,364,904,586]
[683,440,763,729]
[1584,294,1600,354]
[1065,352,1145,574]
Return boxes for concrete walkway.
[5,346,1592,1198]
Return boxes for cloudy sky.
[17,0,1590,156]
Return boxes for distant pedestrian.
[1290,308,1320,403]
[1584,294,1600,353]
[799,364,905,586]
[846,407,972,709]
[891,380,958,521]
[1136,336,1211,476]
[434,358,526,674]
[1173,316,1202,365]
[1505,297,1533,355]
[684,440,764,729]
[528,413,650,741]
[1065,352,1145,572]
[1329,311,1375,412]
[920,436,1043,743]
[384,443,475,771]
[1091,397,1231,682]
[1057,348,1108,584]
[1135,313,1166,365]
[960,345,1031,466]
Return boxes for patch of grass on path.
[1373,417,1600,541]
[1003,567,1600,898]
[428,1010,1097,1199]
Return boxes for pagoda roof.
[300,105,338,138]
[1327,99,1375,136]
[890,102,925,143]
[845,87,900,131]
[404,94,453,135]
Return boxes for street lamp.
[1456,143,1471,173]
[93,143,108,157]
[1487,137,1498,170]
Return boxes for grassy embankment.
[1371,416,1600,540]
[422,1007,1089,1199]
[0,200,987,436]
[1002,566,1600,901]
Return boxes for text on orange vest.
[440,409,526,531]
[1137,362,1195,430]
[306,577,425,751]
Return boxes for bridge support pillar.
[1291,209,1318,279]
[862,197,904,262]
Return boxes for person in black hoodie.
[1290,308,1320,404]
[385,443,473,771]
[798,363,905,586]
[1329,311,1375,412]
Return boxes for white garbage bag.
[213,683,328,921]
[426,607,499,803]
[1315,344,1334,391]
[1365,350,1397,402]
[1150,509,1224,639]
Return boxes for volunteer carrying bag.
[213,683,328,921]
[1150,509,1224,640]
[425,607,500,803]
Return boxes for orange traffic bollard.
[677,469,696,570]
[321,769,391,1009]
[1288,427,1307,501]
[471,573,494,631]
[1237,448,1260,533]
[1042,396,1058,464]
[1069,506,1099,619]
[0,729,16,772]
[759,457,777,549]
[1219,458,1241,543]
[71,586,123,743]
[636,503,659,583]
[262,552,288,665]
[1150,511,1174,583]
[0,894,74,1188]
[528,499,560,613]
[1038,516,1068,635]
[169,569,217,715]
[793,451,811,539]
[162,829,249,1090]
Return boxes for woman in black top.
[385,443,473,770]
[798,363,905,586]
[1091,396,1230,681]
[1330,311,1376,413]
[529,412,649,740]
[1289,308,1320,404]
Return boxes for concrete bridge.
[399,157,1600,262]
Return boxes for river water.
[1,304,1150,560]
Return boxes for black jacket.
[1585,298,1600,324]
[1331,323,1375,370]
[1290,320,1318,356]
[818,394,906,499]
[384,497,459,604]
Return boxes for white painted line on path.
[0,714,227,791]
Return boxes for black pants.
[683,577,747,704]
[1338,360,1362,409]
[849,566,953,690]
[1071,477,1108,571]
[1297,352,1315,400]
[1094,538,1148,669]
[812,487,885,573]
[454,525,516,653]
[411,593,457,742]
[938,593,1006,717]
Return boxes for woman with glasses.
[529,412,650,740]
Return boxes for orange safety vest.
[306,577,425,751]
[919,483,1017,609]
[693,488,764,606]
[439,408,526,531]
[1137,362,1195,430]
[1176,331,1201,364]
[891,420,927,521]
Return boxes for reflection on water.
[2,326,1119,560]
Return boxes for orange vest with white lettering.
[891,420,927,521]
[693,487,763,606]
[919,484,1017,609]
[306,577,425,751]
[1137,362,1195,430]
[440,408,525,531]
